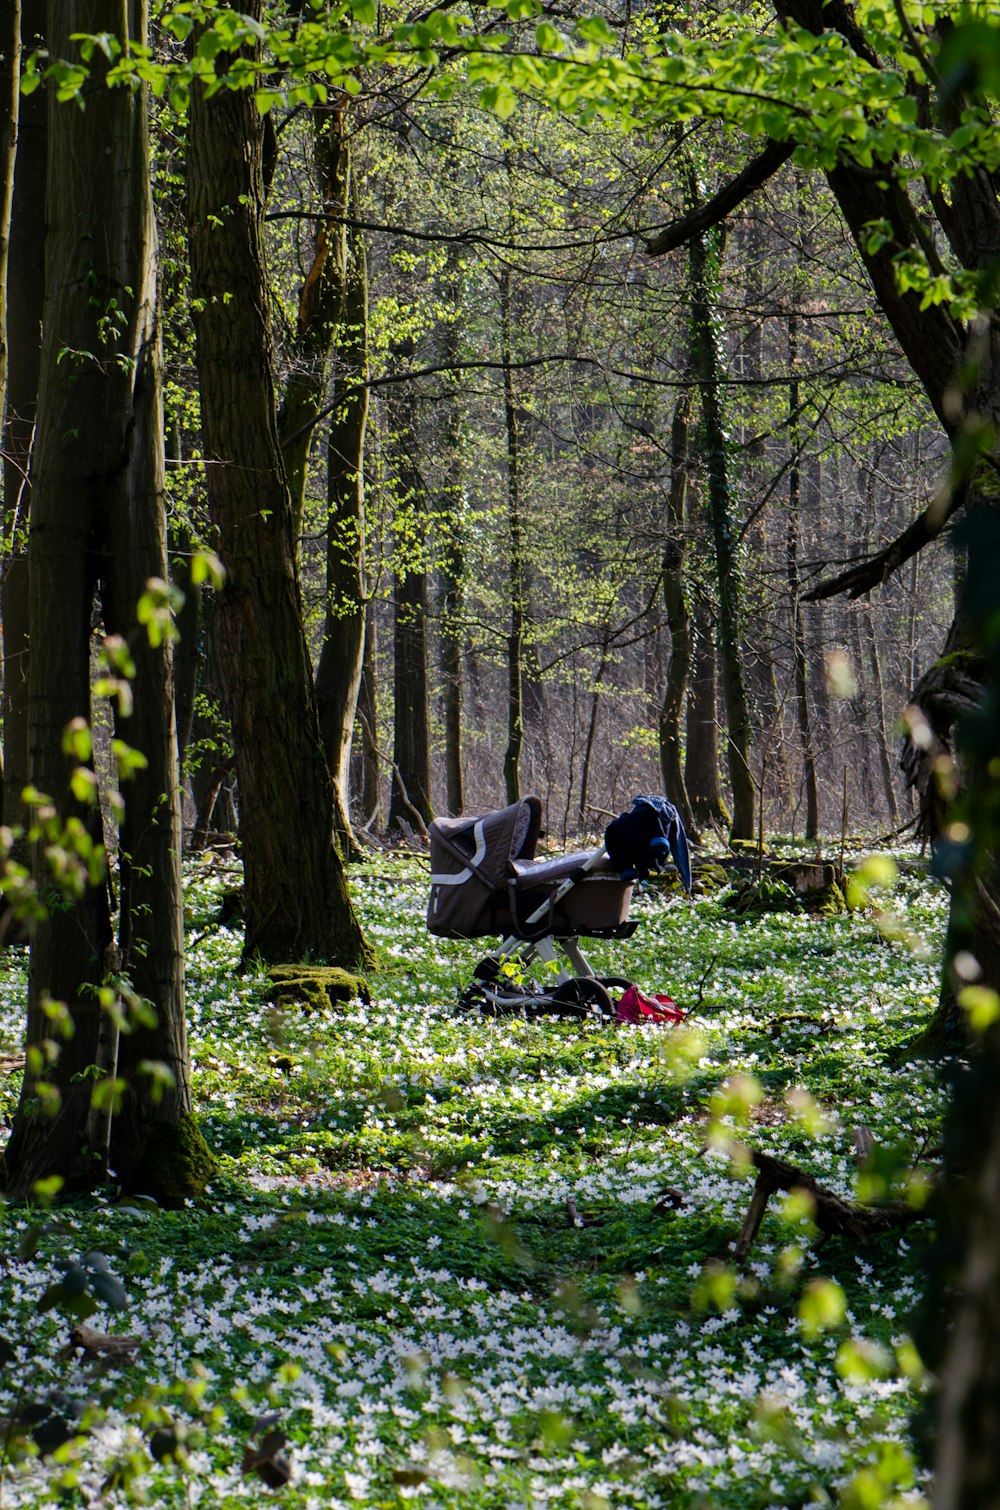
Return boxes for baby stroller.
[427,795,691,1020]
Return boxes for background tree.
[1,0,43,841]
[185,1,367,965]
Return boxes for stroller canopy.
[430,797,541,911]
[428,796,632,941]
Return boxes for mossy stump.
[653,861,729,896]
[723,876,801,916]
[730,838,769,860]
[773,862,848,915]
[268,964,371,1014]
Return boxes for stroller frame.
[459,844,637,1019]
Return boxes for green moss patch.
[267,963,371,1013]
[134,1112,215,1207]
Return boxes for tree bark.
[276,95,350,547]
[861,595,900,828]
[658,391,698,835]
[500,264,525,806]
[185,1,367,966]
[357,597,381,828]
[578,633,609,830]
[438,250,466,817]
[388,339,433,830]
[1,0,43,841]
[3,0,194,1199]
[786,315,820,840]
[0,0,17,427]
[689,229,755,840]
[685,597,730,830]
[315,194,369,856]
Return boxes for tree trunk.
[689,228,755,840]
[911,509,1000,1510]
[357,597,381,828]
[1,0,43,841]
[578,634,609,831]
[786,315,820,840]
[846,602,875,818]
[388,340,433,830]
[861,596,900,829]
[185,1,367,966]
[500,265,525,806]
[685,598,730,830]
[169,521,202,781]
[658,390,698,835]
[3,0,196,1200]
[315,198,369,856]
[0,0,17,431]
[276,95,350,547]
[438,251,465,817]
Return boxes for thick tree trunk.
[689,229,755,840]
[658,391,698,835]
[438,253,465,817]
[4,0,195,1199]
[1,0,43,841]
[0,0,17,426]
[911,506,1000,1510]
[185,2,367,966]
[277,96,350,546]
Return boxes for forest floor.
[0,844,949,1508]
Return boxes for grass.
[0,846,948,1508]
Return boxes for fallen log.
[59,1325,142,1364]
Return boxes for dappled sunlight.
[0,855,947,1506]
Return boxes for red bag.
[615,984,686,1025]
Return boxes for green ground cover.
[0,851,948,1508]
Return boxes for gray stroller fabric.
[427,797,632,940]
[428,797,541,938]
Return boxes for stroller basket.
[428,796,634,942]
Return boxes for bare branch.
[644,139,796,257]
[803,487,963,602]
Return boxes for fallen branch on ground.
[730,1145,928,1261]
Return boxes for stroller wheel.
[549,977,615,1022]
[596,976,632,1000]
[457,958,500,1014]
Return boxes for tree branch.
[644,139,796,257]
[803,486,963,601]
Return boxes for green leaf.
[190,550,226,589]
[799,1277,846,1338]
[90,1270,129,1311]
[535,23,564,53]
[69,768,100,806]
[959,985,1000,1032]
[61,717,93,763]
